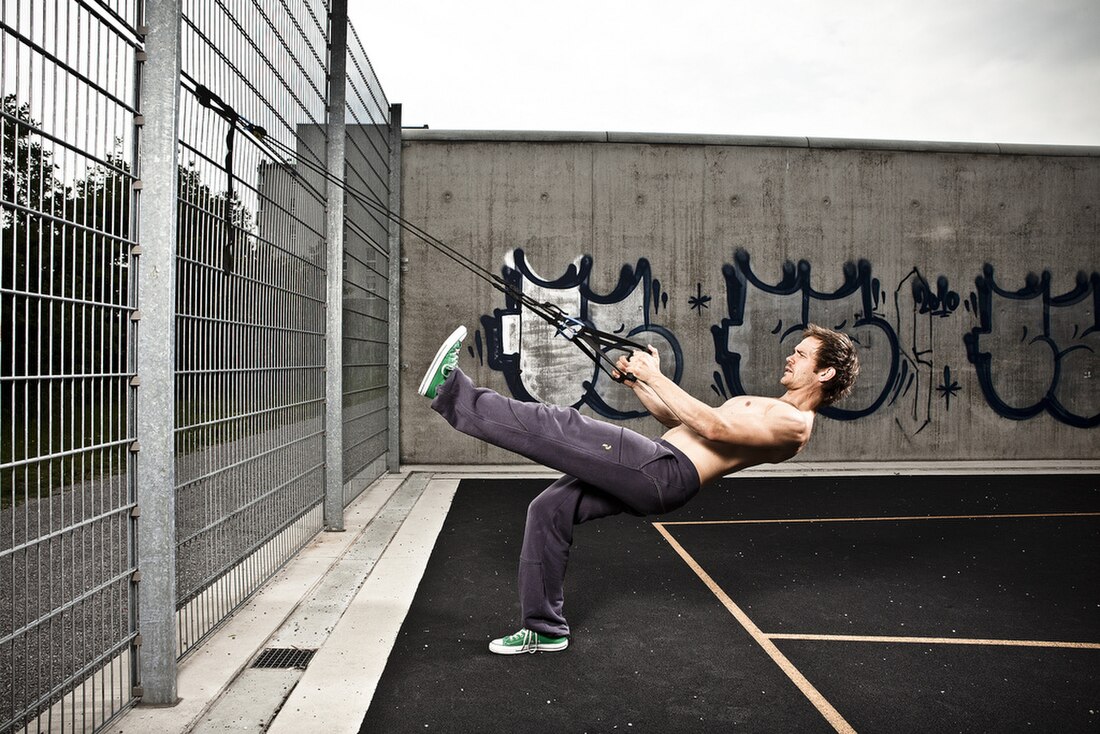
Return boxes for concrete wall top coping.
[402,128,1100,158]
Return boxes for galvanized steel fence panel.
[174,0,330,657]
[2,0,396,729]
[1,0,142,731]
[341,24,392,499]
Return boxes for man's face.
[780,337,824,390]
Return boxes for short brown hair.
[803,324,859,406]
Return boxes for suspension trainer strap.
[530,303,647,383]
[223,119,236,274]
[192,82,268,276]
[186,80,648,379]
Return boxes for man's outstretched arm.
[621,348,808,449]
[615,365,682,428]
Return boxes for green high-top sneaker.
[417,326,467,398]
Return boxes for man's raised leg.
[430,368,670,515]
[417,327,699,654]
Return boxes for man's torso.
[660,395,813,485]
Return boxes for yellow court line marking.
[766,633,1100,650]
[659,511,1100,526]
[653,523,856,734]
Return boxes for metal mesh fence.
[341,24,392,500]
[174,0,331,657]
[1,0,142,731]
[2,0,397,730]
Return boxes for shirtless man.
[418,323,858,655]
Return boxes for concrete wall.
[397,131,1100,465]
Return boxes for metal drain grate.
[251,648,317,669]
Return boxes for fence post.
[387,104,403,472]
[135,0,182,705]
[324,0,349,529]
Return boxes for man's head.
[799,324,859,406]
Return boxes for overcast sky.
[350,0,1100,146]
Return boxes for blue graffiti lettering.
[711,249,900,420]
[963,265,1099,427]
[480,248,684,419]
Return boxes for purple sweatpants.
[431,368,700,637]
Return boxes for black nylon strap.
[192,82,269,276]
[223,120,236,274]
[537,304,647,383]
[187,79,649,376]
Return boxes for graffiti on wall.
[474,247,1097,430]
[964,265,1100,428]
[478,249,683,419]
[895,268,964,434]
[711,249,901,422]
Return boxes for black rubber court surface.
[360,474,1099,733]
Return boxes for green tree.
[2,96,133,506]
[3,92,260,506]
[2,95,72,378]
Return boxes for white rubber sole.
[488,637,569,655]
[417,325,467,396]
